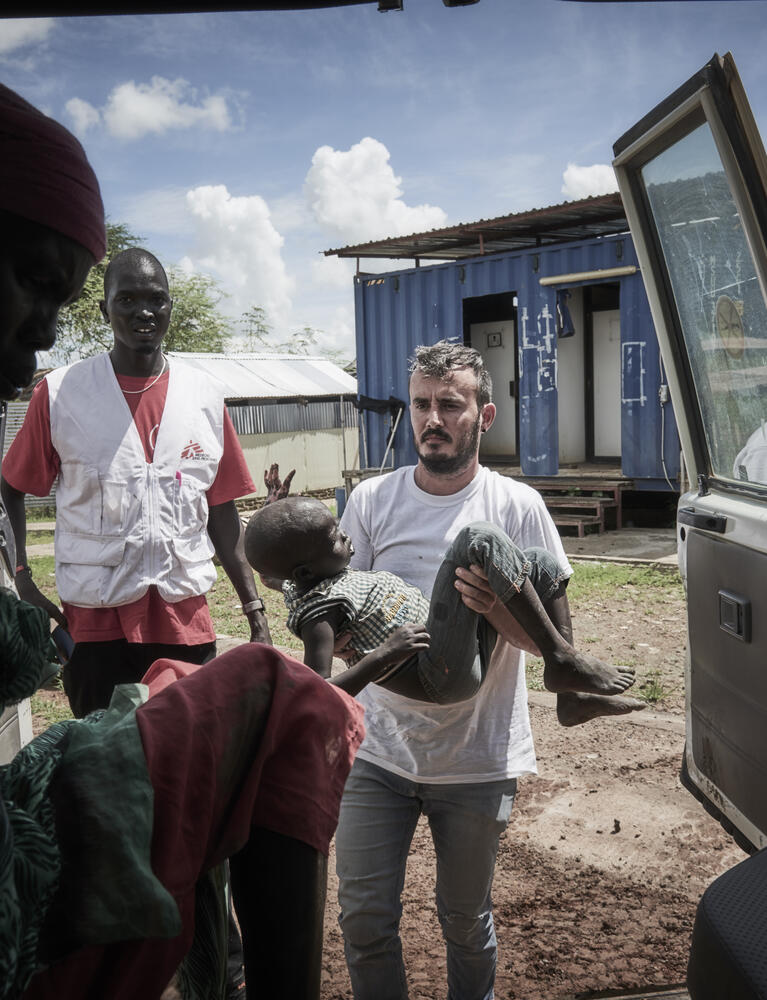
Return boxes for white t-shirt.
[339,465,572,784]
[733,422,767,483]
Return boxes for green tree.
[165,268,232,353]
[237,309,350,367]
[240,305,273,352]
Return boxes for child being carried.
[245,496,644,724]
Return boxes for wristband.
[242,598,265,614]
[15,564,30,575]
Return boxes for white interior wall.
[592,308,622,457]
[556,287,586,464]
[471,319,517,458]
[238,427,360,496]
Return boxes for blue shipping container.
[352,232,680,491]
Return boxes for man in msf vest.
[2,248,270,718]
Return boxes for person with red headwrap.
[0,83,365,1000]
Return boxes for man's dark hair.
[408,340,493,407]
[103,247,168,296]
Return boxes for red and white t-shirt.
[3,371,256,645]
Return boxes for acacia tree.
[237,307,349,367]
[165,268,232,353]
[239,305,272,352]
[53,221,233,363]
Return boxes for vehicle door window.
[641,120,767,485]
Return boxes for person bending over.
[245,496,643,714]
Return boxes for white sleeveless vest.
[48,354,225,608]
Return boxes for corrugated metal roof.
[324,192,628,262]
[166,352,358,402]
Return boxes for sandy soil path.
[319,701,745,1000]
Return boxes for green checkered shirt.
[283,569,429,666]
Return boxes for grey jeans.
[336,757,517,1000]
[380,521,566,704]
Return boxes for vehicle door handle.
[678,506,727,533]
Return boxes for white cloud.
[102,76,231,140]
[182,184,293,328]
[122,187,195,238]
[304,136,447,245]
[561,162,619,200]
[0,18,54,55]
[269,193,310,234]
[328,304,355,355]
[65,97,101,136]
[310,253,355,290]
[289,301,356,363]
[318,303,356,360]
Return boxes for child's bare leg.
[503,576,636,696]
[555,690,647,726]
[543,581,646,727]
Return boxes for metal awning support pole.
[340,394,349,477]
[360,410,369,470]
[379,406,403,473]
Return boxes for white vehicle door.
[613,52,767,851]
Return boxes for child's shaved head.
[245,496,338,582]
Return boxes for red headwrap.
[0,82,106,262]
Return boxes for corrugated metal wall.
[227,398,358,436]
[353,234,680,487]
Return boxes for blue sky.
[2,1,767,361]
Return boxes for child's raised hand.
[263,463,296,503]
[378,623,430,665]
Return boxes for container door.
[613,52,767,849]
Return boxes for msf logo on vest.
[181,440,213,461]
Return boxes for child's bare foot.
[556,691,647,727]
[543,649,635,695]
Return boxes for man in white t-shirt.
[335,340,575,1000]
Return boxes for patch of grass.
[27,529,55,546]
[566,562,683,603]
[525,657,545,692]
[206,567,299,650]
[520,562,686,708]
[27,555,58,603]
[26,507,56,522]
[638,670,669,705]
[30,690,73,727]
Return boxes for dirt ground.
[319,704,745,1000]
